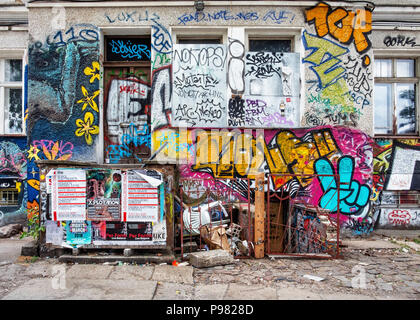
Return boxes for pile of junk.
[174,195,254,258]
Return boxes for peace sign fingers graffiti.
[314,156,371,215]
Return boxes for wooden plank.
[254,173,265,259]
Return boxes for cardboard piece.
[200,225,232,253]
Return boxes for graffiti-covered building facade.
[1,0,420,250]
[0,0,28,226]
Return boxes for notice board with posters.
[44,167,169,248]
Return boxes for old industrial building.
[0,0,419,259]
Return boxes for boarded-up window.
[103,36,151,164]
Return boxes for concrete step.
[58,254,175,264]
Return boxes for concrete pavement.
[1,259,417,300]
[0,237,34,265]
[0,235,419,300]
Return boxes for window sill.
[0,134,26,138]
[374,135,419,139]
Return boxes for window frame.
[245,27,300,53]
[374,57,419,137]
[172,27,227,45]
[379,190,420,208]
[102,33,152,164]
[0,53,25,136]
[247,36,293,53]
[0,188,19,207]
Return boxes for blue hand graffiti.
[314,156,371,215]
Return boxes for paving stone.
[396,275,412,281]
[377,282,393,292]
[0,264,27,282]
[366,269,381,275]
[2,278,73,300]
[109,265,154,280]
[153,282,194,300]
[320,293,375,300]
[404,281,420,289]
[65,279,157,300]
[194,284,228,300]
[66,264,114,279]
[24,262,58,278]
[152,265,193,284]
[225,284,277,300]
[277,288,322,300]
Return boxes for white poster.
[228,52,300,128]
[52,169,86,221]
[45,220,63,245]
[172,44,227,127]
[121,170,161,222]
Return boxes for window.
[249,39,291,52]
[380,191,420,208]
[0,189,19,206]
[374,58,418,135]
[0,58,24,134]
[177,38,221,44]
[103,35,151,164]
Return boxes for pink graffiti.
[0,152,26,177]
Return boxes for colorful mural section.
[372,139,420,230]
[26,24,101,221]
[14,2,417,240]
[302,2,373,134]
[0,137,27,226]
[152,125,376,235]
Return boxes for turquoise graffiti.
[314,156,371,214]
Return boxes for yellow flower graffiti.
[84,61,100,83]
[77,86,100,113]
[27,145,40,161]
[75,112,99,145]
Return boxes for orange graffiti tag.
[306,2,372,56]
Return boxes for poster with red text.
[121,170,161,222]
[52,169,86,221]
